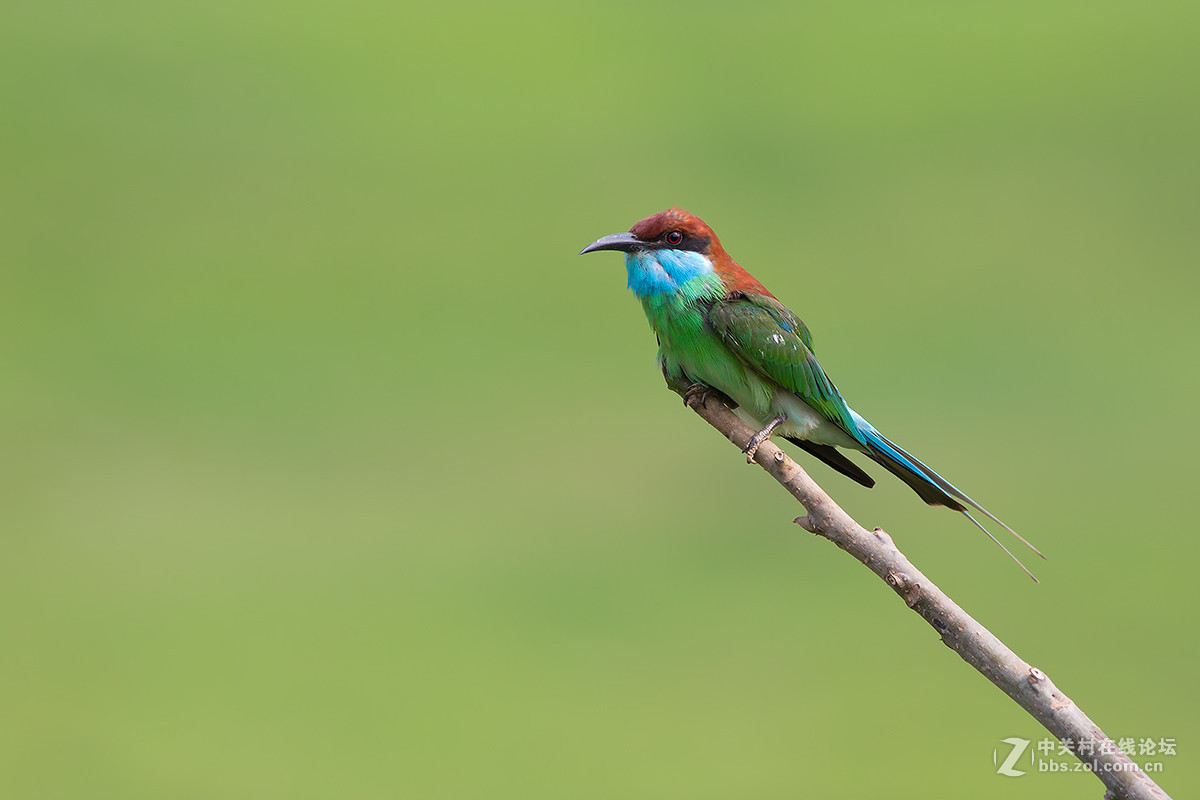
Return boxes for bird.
[581,207,1044,580]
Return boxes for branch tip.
[792,514,817,533]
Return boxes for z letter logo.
[994,737,1030,777]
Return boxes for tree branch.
[669,382,1171,800]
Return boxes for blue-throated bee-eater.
[582,207,1044,580]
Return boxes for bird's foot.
[742,414,786,463]
[682,382,736,410]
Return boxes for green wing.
[706,292,860,438]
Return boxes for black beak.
[579,231,646,255]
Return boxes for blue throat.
[624,249,714,298]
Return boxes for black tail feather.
[784,436,876,489]
[858,427,1044,579]
[864,445,967,511]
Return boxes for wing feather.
[706,293,861,440]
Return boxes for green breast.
[639,276,776,419]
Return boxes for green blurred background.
[2,1,1195,797]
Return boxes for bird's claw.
[683,382,736,409]
[742,437,766,463]
[742,414,787,464]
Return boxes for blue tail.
[848,411,1045,581]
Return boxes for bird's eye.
[665,231,683,245]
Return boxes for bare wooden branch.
[670,383,1171,800]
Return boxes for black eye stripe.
[648,233,710,253]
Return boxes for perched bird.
[581,207,1043,580]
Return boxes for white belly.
[735,390,863,451]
